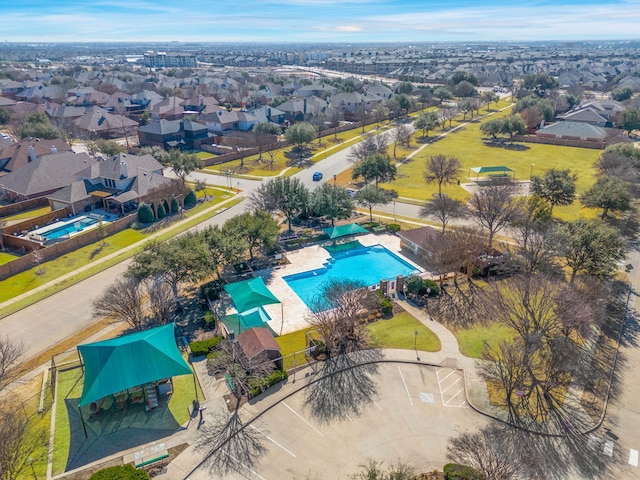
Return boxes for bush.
[443,463,485,480]
[170,196,180,213]
[386,223,401,233]
[380,297,393,316]
[249,369,288,397]
[156,203,166,218]
[137,203,154,223]
[422,279,439,296]
[89,465,150,480]
[203,311,216,329]
[189,336,223,357]
[184,189,197,207]
[309,339,327,356]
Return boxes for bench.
[488,173,508,178]
[127,443,169,469]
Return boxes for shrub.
[380,297,393,316]
[203,311,216,329]
[249,369,288,397]
[170,196,179,213]
[184,189,197,207]
[89,464,150,480]
[386,223,401,233]
[443,463,485,480]
[189,336,223,357]
[422,279,439,296]
[156,203,166,218]
[137,203,154,223]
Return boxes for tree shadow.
[482,140,530,151]
[304,349,382,424]
[196,406,267,477]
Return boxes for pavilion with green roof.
[322,223,368,240]
[468,166,515,181]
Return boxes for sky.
[1,0,640,44]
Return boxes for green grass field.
[1,206,52,223]
[381,104,600,221]
[368,311,441,351]
[454,321,516,359]
[0,251,18,266]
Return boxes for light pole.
[414,331,420,361]
[393,201,396,221]
[530,163,535,179]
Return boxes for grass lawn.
[368,311,441,352]
[381,105,600,222]
[53,363,201,475]
[0,251,18,266]
[0,195,243,318]
[275,327,313,371]
[454,321,516,359]
[2,205,52,223]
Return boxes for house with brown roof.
[0,138,71,174]
[46,153,177,215]
[237,327,282,370]
[73,106,138,139]
[0,151,96,201]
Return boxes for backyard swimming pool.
[283,243,419,310]
[29,215,104,242]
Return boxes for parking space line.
[440,377,462,394]
[397,366,413,406]
[630,449,638,467]
[282,402,324,437]
[250,425,296,457]
[443,388,463,406]
[223,451,268,480]
[344,413,354,422]
[439,369,457,383]
[373,400,383,411]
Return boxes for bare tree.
[468,179,522,247]
[0,336,23,392]
[447,424,520,480]
[145,277,174,325]
[93,277,146,331]
[437,106,458,129]
[0,408,46,480]
[348,133,389,163]
[0,218,6,252]
[391,124,412,157]
[423,154,462,197]
[419,195,468,233]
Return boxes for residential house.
[202,109,258,135]
[248,105,286,126]
[46,153,177,216]
[0,138,71,174]
[397,226,445,262]
[277,96,328,123]
[73,106,139,139]
[149,96,185,121]
[180,95,219,114]
[237,327,282,370]
[137,119,211,149]
[294,82,337,98]
[0,151,96,201]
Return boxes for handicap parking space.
[435,367,467,408]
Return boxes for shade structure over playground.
[224,277,281,313]
[322,223,368,239]
[77,323,192,407]
[469,166,514,177]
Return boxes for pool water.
[283,244,419,310]
[41,217,97,240]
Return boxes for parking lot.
[190,363,487,479]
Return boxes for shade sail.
[322,223,368,239]
[470,166,514,174]
[224,277,280,313]
[77,323,192,407]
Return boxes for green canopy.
[322,223,368,239]
[77,323,192,407]
[224,277,280,313]
[470,166,514,174]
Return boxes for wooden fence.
[512,134,605,149]
[0,197,49,218]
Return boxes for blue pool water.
[42,217,97,240]
[283,244,419,310]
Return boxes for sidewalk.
[0,194,241,313]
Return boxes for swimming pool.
[283,243,419,310]
[30,215,100,242]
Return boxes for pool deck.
[257,233,425,335]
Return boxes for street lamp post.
[530,163,535,179]
[393,201,396,220]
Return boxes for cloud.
[334,25,363,32]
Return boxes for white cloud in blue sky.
[0,0,639,42]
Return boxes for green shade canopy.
[322,223,368,239]
[77,323,192,407]
[224,277,280,313]
[470,166,514,174]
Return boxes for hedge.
[184,190,197,207]
[137,203,154,223]
[170,196,179,213]
[249,370,288,397]
[443,463,486,480]
[89,465,150,480]
[189,336,223,357]
[156,203,166,219]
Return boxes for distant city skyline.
[1,0,639,44]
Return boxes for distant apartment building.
[143,51,196,68]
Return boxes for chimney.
[51,145,57,154]
[120,161,127,178]
[28,145,37,162]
